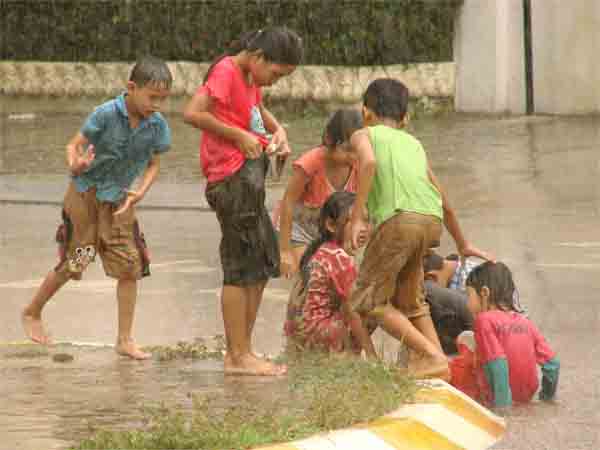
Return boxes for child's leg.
[22,270,70,344]
[115,278,150,360]
[222,284,285,375]
[246,280,266,349]
[379,305,444,358]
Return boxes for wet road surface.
[1,105,599,449]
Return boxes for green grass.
[74,353,416,450]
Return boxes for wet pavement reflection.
[1,100,599,449]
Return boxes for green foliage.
[74,353,416,450]
[1,0,462,64]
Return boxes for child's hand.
[70,144,95,176]
[114,190,142,216]
[350,217,369,250]
[459,242,496,263]
[237,131,262,159]
[280,249,298,279]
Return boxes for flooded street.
[1,98,599,449]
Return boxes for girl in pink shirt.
[464,261,560,407]
[275,109,363,278]
[183,27,303,376]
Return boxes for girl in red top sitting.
[183,27,303,376]
[464,261,560,407]
[285,192,375,353]
[275,109,363,278]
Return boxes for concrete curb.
[255,379,506,450]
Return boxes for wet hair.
[299,191,356,287]
[129,56,173,90]
[423,252,444,274]
[363,78,409,121]
[466,261,525,313]
[204,27,303,83]
[322,108,363,148]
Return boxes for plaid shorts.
[350,212,442,319]
[206,155,280,286]
[54,183,150,281]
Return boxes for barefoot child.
[346,78,494,378]
[285,192,375,353]
[464,261,559,407]
[275,108,363,278]
[22,56,173,359]
[183,27,303,376]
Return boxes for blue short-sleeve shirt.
[74,93,171,203]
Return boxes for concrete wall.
[531,0,600,114]
[454,0,525,114]
[455,0,600,114]
[0,61,454,105]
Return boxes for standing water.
[1,96,599,449]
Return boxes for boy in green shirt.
[344,78,493,378]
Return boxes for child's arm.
[259,104,291,158]
[114,155,161,216]
[183,92,262,159]
[530,321,560,401]
[342,301,377,358]
[66,132,95,176]
[539,357,560,401]
[279,168,309,277]
[427,165,494,261]
[349,129,376,250]
[482,357,513,408]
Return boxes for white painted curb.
[255,379,506,450]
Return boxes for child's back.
[475,310,555,403]
[366,125,442,226]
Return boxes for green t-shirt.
[366,125,443,226]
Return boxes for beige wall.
[531,0,600,114]
[0,61,454,106]
[455,0,600,114]
[454,0,525,114]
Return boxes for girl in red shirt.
[183,27,303,376]
[464,261,560,407]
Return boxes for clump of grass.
[74,353,416,450]
[142,336,226,362]
[4,347,49,359]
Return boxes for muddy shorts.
[206,154,280,286]
[350,212,442,319]
[54,183,150,280]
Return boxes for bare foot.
[224,353,287,376]
[400,353,450,381]
[116,339,152,360]
[21,311,51,345]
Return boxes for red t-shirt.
[475,310,555,403]
[198,57,270,183]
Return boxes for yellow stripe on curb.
[256,379,506,450]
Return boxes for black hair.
[129,56,173,89]
[466,261,525,313]
[423,252,444,274]
[299,191,356,287]
[322,108,363,148]
[363,78,409,121]
[204,26,303,83]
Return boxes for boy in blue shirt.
[22,56,172,359]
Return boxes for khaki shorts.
[350,212,442,319]
[54,183,150,280]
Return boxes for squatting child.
[275,108,363,277]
